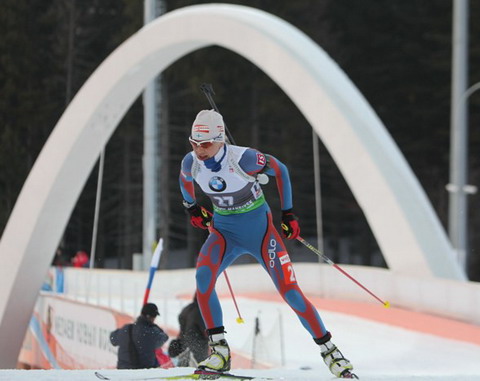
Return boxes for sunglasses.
[189,137,216,149]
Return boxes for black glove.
[281,209,300,240]
[184,202,212,229]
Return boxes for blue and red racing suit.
[179,144,329,340]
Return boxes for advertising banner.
[19,294,132,369]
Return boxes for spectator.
[110,303,169,369]
[168,296,208,367]
[71,250,89,268]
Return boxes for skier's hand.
[281,209,300,240]
[185,202,212,229]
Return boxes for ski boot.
[197,328,231,373]
[315,335,358,379]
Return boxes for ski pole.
[200,83,236,145]
[296,236,390,308]
[223,270,245,324]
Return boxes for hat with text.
[191,109,225,142]
[141,303,160,317]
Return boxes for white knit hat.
[191,110,225,142]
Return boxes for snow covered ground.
[1,294,480,380]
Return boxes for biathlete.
[179,109,356,378]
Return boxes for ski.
[95,370,271,380]
[95,371,166,380]
[192,369,255,379]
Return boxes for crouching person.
[110,303,169,369]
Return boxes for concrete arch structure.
[0,4,464,367]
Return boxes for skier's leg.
[195,226,233,372]
[258,211,327,338]
[195,227,227,329]
[257,211,356,378]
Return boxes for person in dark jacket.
[168,296,208,366]
[110,303,169,369]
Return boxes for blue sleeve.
[239,149,293,210]
[179,153,196,204]
[238,148,267,175]
[263,155,293,211]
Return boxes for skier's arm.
[179,153,212,229]
[264,155,299,239]
[262,155,293,211]
[240,150,299,239]
[179,153,196,205]
[238,149,293,211]
[264,155,293,211]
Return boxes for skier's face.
[189,139,223,161]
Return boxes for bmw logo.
[209,176,226,192]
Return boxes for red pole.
[297,236,390,308]
[223,271,245,323]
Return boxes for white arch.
[0,4,464,367]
